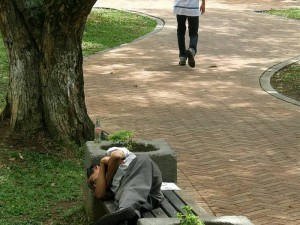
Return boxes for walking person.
[173,0,206,67]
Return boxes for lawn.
[0,8,156,225]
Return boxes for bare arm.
[105,150,125,187]
[94,150,125,199]
[94,158,109,199]
[200,0,205,14]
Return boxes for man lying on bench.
[87,147,164,225]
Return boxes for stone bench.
[99,189,254,225]
[84,140,177,222]
[101,190,206,219]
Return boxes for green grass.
[0,147,86,225]
[265,8,300,20]
[281,64,300,82]
[83,8,157,56]
[0,8,156,225]
[271,62,300,102]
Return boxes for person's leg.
[94,207,136,225]
[185,16,199,68]
[140,157,163,211]
[188,16,199,54]
[177,14,187,62]
[115,155,164,212]
[95,155,163,225]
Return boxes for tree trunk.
[0,0,97,144]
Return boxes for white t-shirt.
[173,0,200,17]
[106,147,136,193]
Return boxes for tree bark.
[0,0,97,144]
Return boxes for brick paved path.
[84,1,300,224]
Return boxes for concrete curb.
[260,55,300,106]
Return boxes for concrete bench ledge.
[137,216,254,225]
[85,140,177,182]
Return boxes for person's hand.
[200,4,205,14]
[100,156,110,165]
[120,158,125,165]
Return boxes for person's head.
[86,164,100,190]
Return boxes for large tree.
[0,0,96,144]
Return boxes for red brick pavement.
[84,1,300,224]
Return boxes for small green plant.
[177,206,205,225]
[108,130,134,150]
[108,130,134,143]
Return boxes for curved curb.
[260,56,300,106]
[119,9,165,40]
[91,7,165,52]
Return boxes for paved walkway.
[84,1,300,224]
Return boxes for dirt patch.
[0,119,82,164]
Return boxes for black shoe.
[127,213,139,225]
[179,57,187,66]
[94,207,136,225]
[118,221,128,225]
[186,48,195,68]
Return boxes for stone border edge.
[259,55,300,106]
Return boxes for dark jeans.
[177,15,199,57]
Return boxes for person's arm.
[94,157,109,199]
[105,150,125,187]
[94,150,125,199]
[200,0,205,14]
